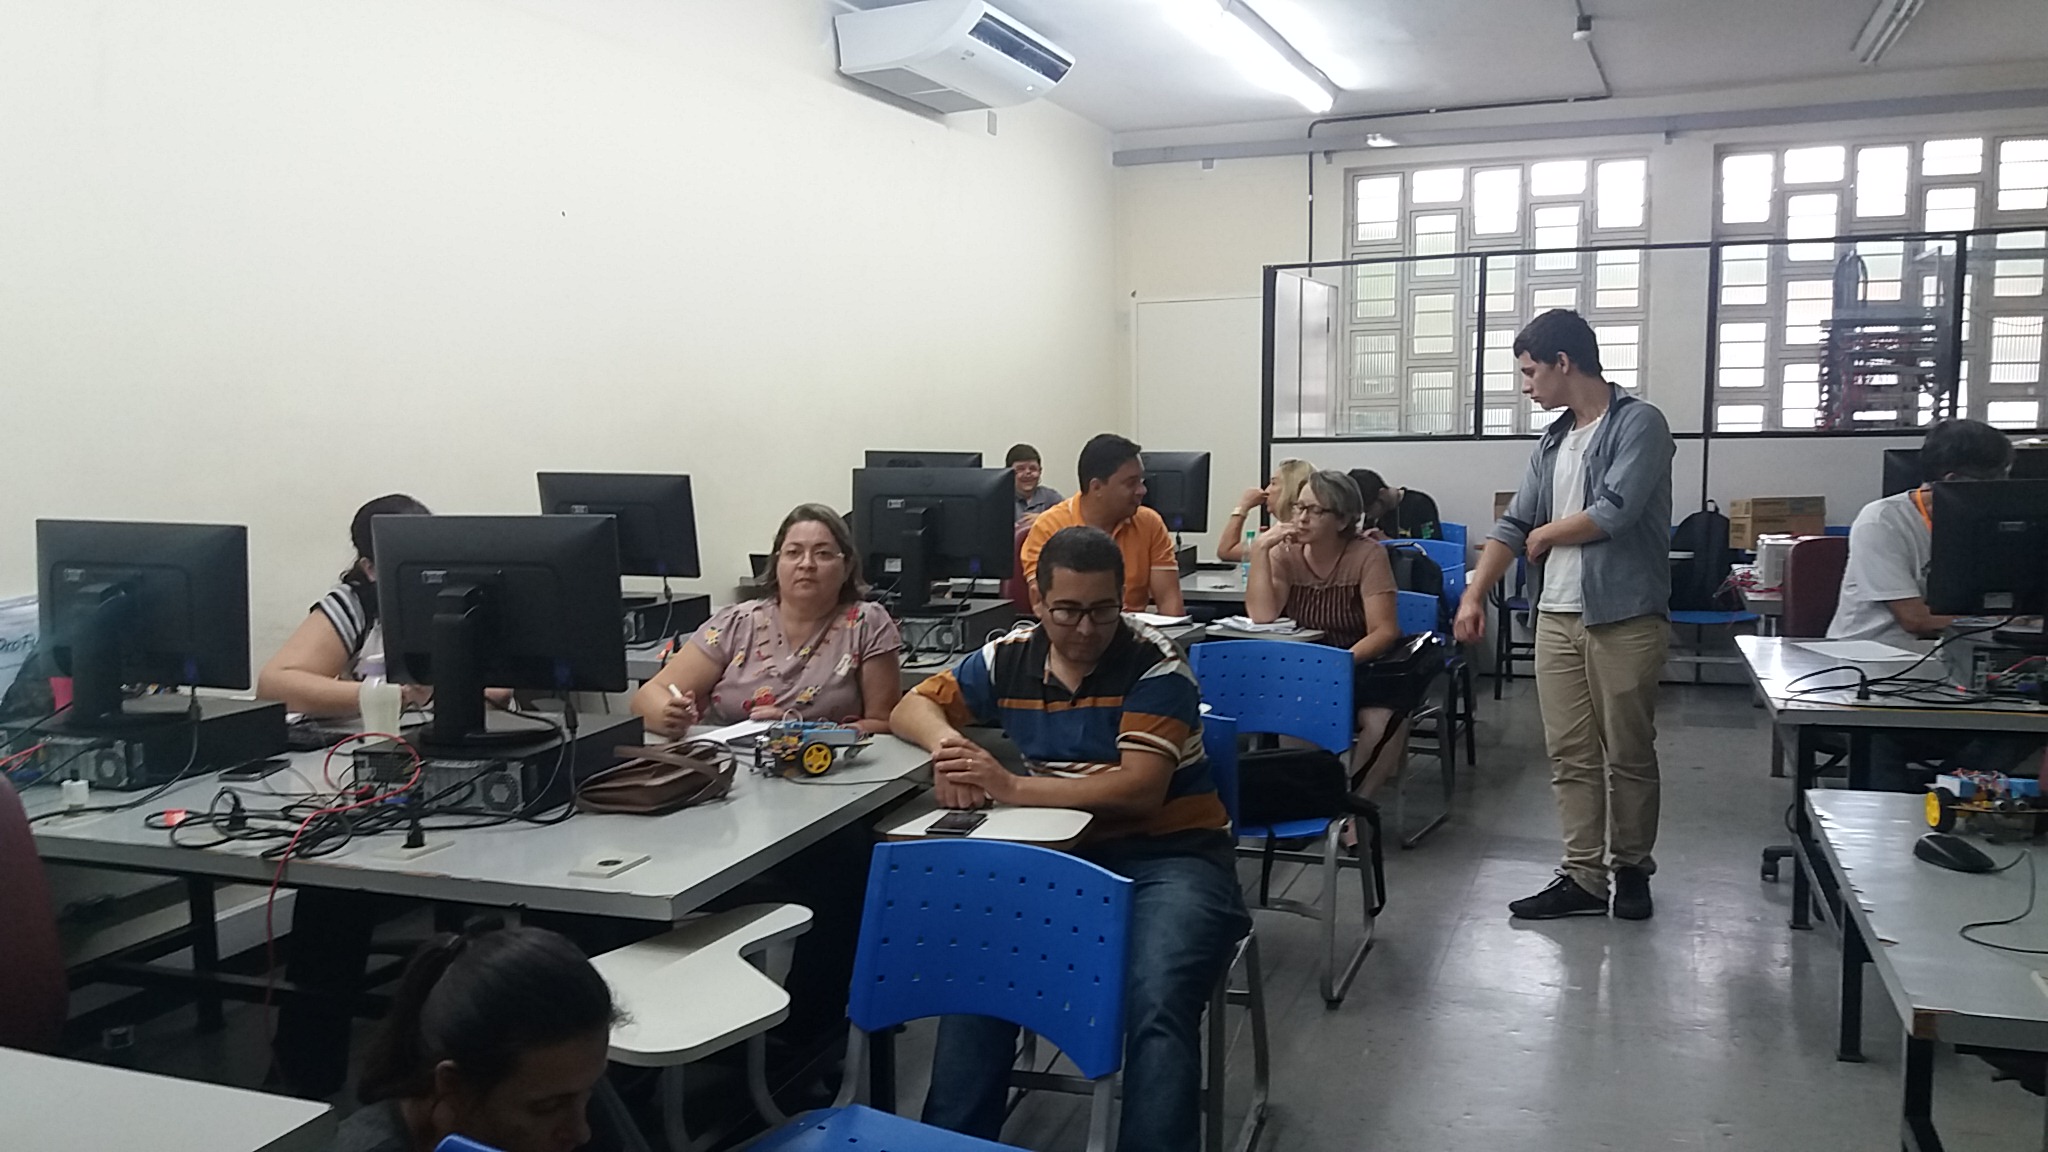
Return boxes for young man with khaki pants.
[1454,309,1675,920]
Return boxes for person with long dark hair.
[331,925,619,1152]
[258,494,430,716]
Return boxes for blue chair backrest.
[1187,640,1353,754]
[847,840,1132,1081]
[1395,590,1438,638]
[1440,522,1467,550]
[1402,538,1467,601]
[1200,713,1239,830]
[1825,524,1851,536]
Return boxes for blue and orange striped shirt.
[910,618,1228,845]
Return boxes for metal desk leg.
[1791,729,1817,931]
[1839,909,1868,1062]
[1848,729,1873,792]
[1903,1036,1944,1152]
[185,878,224,1032]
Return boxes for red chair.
[1001,526,1035,615]
[1781,535,1849,639]
[0,775,67,1052]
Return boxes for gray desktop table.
[1808,791,2048,1151]
[1182,571,1249,606]
[1738,635,2048,931]
[0,1047,332,1152]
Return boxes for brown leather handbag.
[575,739,736,816]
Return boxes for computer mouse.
[1914,832,1997,873]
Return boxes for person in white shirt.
[1829,419,2013,647]
[1829,419,2041,790]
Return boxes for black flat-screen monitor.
[864,450,984,469]
[850,467,1014,614]
[373,515,626,747]
[1927,480,2048,632]
[35,520,251,725]
[536,472,700,579]
[1141,451,1212,534]
[1884,444,2048,496]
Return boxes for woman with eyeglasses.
[632,503,902,738]
[1244,470,1407,795]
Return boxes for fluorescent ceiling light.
[1853,0,1924,65]
[1365,133,1397,148]
[1163,0,1337,114]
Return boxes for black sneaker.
[1507,874,1608,919]
[1612,866,1653,921]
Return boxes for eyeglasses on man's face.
[1044,602,1122,627]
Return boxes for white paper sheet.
[1211,615,1300,634]
[696,718,775,745]
[1796,640,1923,662]
[1129,612,1194,627]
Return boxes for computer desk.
[0,1047,332,1152]
[1737,635,2048,932]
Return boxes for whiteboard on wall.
[1134,297,1262,559]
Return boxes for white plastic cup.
[359,679,404,736]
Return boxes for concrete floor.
[92,679,2048,1150]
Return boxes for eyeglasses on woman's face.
[1293,502,1340,521]
[778,545,844,567]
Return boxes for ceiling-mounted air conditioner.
[834,0,1073,114]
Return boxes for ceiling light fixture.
[1365,133,1398,148]
[1163,0,1338,114]
[1853,0,1925,65]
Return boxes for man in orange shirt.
[1022,433,1186,616]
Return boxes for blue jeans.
[920,844,1251,1152]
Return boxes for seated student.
[1244,469,1408,795]
[892,526,1250,1152]
[258,494,430,717]
[330,925,617,1152]
[1828,418,2040,788]
[633,503,901,737]
[1216,457,1315,563]
[1021,434,1186,616]
[1007,442,1062,527]
[1350,468,1443,540]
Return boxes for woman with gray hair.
[1244,469,1408,795]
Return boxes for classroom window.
[1339,151,1650,437]
[1713,131,2048,432]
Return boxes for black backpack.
[1385,543,1450,629]
[1669,502,1732,611]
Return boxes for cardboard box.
[1727,497,1826,550]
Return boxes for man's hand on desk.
[933,734,1011,806]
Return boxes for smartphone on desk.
[927,809,988,837]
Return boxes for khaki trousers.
[1534,611,1667,899]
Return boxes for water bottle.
[1238,526,1256,589]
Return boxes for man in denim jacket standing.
[1455,310,1675,921]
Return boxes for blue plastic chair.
[1668,608,1762,684]
[1391,592,1458,846]
[1440,522,1468,551]
[1187,641,1375,1006]
[1490,556,1534,699]
[1189,715,1272,1152]
[753,840,1132,1152]
[1387,537,1466,605]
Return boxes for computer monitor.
[536,472,700,579]
[1141,451,1212,535]
[850,467,1015,614]
[864,450,984,469]
[1884,444,2048,495]
[1927,480,2048,649]
[373,515,626,747]
[35,520,251,725]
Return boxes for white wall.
[0,0,1121,662]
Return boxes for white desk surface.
[0,1048,332,1152]
[1737,635,2048,731]
[24,734,930,922]
[883,798,1093,847]
[1809,791,2048,1051]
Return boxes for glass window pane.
[1353,263,1396,320]
[1478,254,1517,317]
[1988,400,2042,428]
[1596,159,1647,229]
[1719,321,1767,388]
[1999,139,2048,212]
[1989,315,2043,383]
[1595,249,1640,309]
[1784,145,1846,184]
[1782,363,1821,409]
[1855,145,1909,217]
[1721,153,1775,224]
[1995,258,2045,297]
[1412,167,1465,204]
[1716,403,1766,431]
[1354,175,1400,244]
[1719,244,1770,307]
[1997,230,2048,249]
[1532,286,1578,311]
[1855,240,1904,302]
[1412,213,1460,276]
[1595,324,1640,389]
[1533,204,1580,270]
[1411,293,1457,356]
[1924,186,1978,232]
[1784,280,1832,344]
[1406,369,1456,433]
[1786,192,1839,261]
[1350,332,1398,397]
[1471,167,1521,235]
[1923,137,1985,177]
[1530,159,1588,196]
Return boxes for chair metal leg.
[746,1034,788,1128]
[1321,821,1370,1006]
[1207,933,1270,1152]
[1085,1079,1117,1152]
[595,1076,655,1152]
[1459,665,1477,766]
[1401,699,1453,849]
[661,1066,698,1152]
[1205,976,1226,1152]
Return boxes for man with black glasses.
[892,525,1249,1152]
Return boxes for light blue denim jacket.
[1485,385,1675,626]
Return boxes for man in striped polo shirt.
[892,525,1250,1152]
